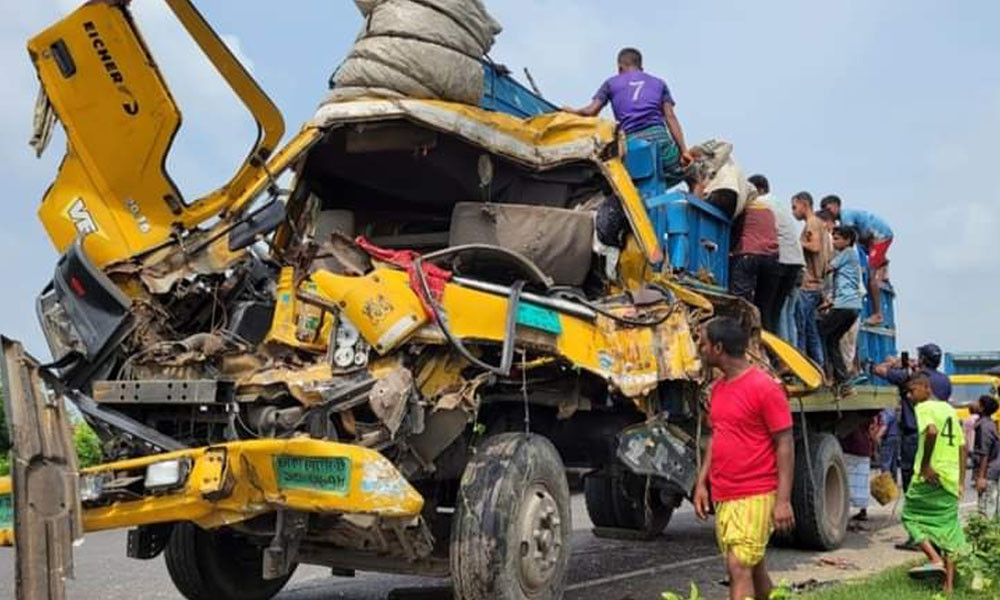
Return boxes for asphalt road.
[0,495,730,600]
[0,492,935,600]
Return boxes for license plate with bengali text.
[0,494,12,530]
[273,456,351,494]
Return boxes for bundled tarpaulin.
[328,0,502,106]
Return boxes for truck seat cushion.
[449,202,594,287]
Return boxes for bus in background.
[950,373,1000,426]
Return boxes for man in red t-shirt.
[694,317,796,600]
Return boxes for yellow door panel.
[30,2,183,264]
[29,0,287,266]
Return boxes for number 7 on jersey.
[629,80,645,101]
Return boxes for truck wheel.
[790,432,849,550]
[165,522,295,600]
[451,433,571,600]
[584,473,675,536]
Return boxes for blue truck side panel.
[624,136,731,291]
[480,64,558,118]
[644,192,731,290]
[856,248,897,382]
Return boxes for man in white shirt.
[750,175,805,345]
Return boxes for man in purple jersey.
[564,48,691,187]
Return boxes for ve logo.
[68,198,97,235]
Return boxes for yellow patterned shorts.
[714,491,776,567]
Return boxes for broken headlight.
[144,458,191,492]
[79,472,113,503]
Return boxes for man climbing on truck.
[818,226,863,388]
[694,317,795,600]
[792,191,831,367]
[564,47,691,187]
[730,193,781,333]
[820,195,894,326]
[750,175,805,346]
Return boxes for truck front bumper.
[0,437,423,546]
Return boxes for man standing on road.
[971,395,1000,518]
[694,317,796,600]
[874,344,953,551]
[791,192,830,366]
[876,406,901,483]
[564,47,691,187]
[901,373,966,594]
[840,417,878,524]
[875,344,952,493]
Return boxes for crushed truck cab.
[3,2,895,600]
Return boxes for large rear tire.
[790,432,849,550]
[450,433,571,600]
[164,522,295,600]
[583,472,675,536]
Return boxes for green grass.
[799,564,992,600]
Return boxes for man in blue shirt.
[564,48,691,187]
[818,226,863,388]
[820,195,894,326]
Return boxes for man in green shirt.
[901,373,967,593]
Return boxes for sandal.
[895,538,921,551]
[908,563,946,580]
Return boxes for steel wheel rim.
[516,482,563,593]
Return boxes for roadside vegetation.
[662,516,1000,600]
[797,564,987,600]
[804,515,999,599]
[0,397,103,477]
[0,402,8,477]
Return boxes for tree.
[0,391,9,453]
[0,390,8,477]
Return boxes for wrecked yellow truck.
[1,2,899,599]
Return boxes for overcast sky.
[1,1,997,358]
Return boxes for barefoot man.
[694,317,796,600]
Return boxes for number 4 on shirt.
[941,417,955,447]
